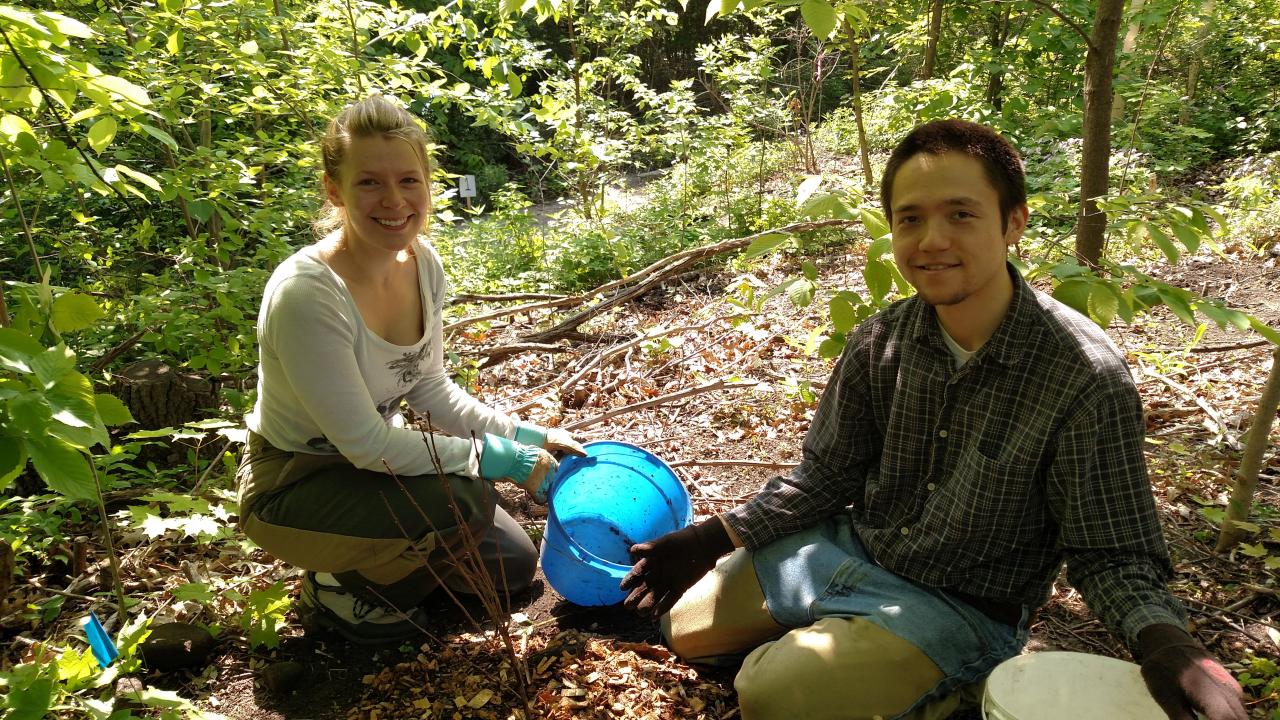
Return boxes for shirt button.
[938,429,949,438]
[900,526,910,535]
[927,483,937,491]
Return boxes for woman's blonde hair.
[314,94,435,237]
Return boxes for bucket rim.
[545,440,691,574]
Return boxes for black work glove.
[619,516,734,618]
[1137,623,1247,720]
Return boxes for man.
[620,120,1247,720]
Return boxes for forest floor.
[4,221,1280,719]
[215,236,1280,719]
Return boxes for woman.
[237,95,583,644]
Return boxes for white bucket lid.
[983,652,1165,720]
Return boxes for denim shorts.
[752,514,1029,718]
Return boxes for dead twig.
[1140,364,1239,448]
[562,379,759,432]
[449,292,567,306]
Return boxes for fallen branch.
[522,220,854,344]
[1140,365,1239,448]
[449,292,567,306]
[562,379,758,431]
[559,315,736,393]
[444,296,584,334]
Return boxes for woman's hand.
[544,427,586,458]
[480,434,559,503]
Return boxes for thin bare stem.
[87,455,128,617]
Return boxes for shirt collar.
[908,263,1034,367]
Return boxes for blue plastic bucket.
[540,441,693,606]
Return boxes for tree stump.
[113,359,218,430]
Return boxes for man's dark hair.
[880,119,1026,232]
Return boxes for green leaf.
[1239,542,1268,558]
[1249,317,1280,345]
[94,393,134,426]
[115,165,161,193]
[42,11,94,38]
[7,392,52,434]
[1088,283,1119,328]
[46,371,98,430]
[4,676,54,720]
[0,114,34,142]
[50,289,103,333]
[86,117,118,153]
[864,259,892,302]
[1053,278,1093,316]
[1157,287,1197,326]
[136,122,178,151]
[799,0,837,39]
[0,327,43,373]
[817,335,845,358]
[801,260,818,281]
[88,75,150,107]
[1145,223,1179,264]
[743,232,790,259]
[171,582,216,604]
[239,39,259,55]
[860,208,890,240]
[796,174,822,205]
[1171,222,1202,254]
[787,279,815,308]
[829,296,857,334]
[26,436,95,500]
[30,344,75,388]
[0,436,27,492]
[166,29,182,53]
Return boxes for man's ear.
[323,174,344,208]
[1004,204,1029,247]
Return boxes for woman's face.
[324,135,431,253]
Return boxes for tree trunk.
[1216,346,1280,552]
[1180,0,1215,125]
[985,4,1012,110]
[844,21,873,187]
[920,0,944,80]
[1075,0,1125,269]
[1111,0,1147,122]
[112,359,218,430]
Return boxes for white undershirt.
[937,318,976,369]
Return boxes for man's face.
[889,151,1027,309]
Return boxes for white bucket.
[982,652,1165,720]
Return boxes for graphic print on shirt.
[376,393,408,421]
[386,341,431,386]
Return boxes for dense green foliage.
[2,0,1280,716]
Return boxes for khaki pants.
[663,549,983,720]
[238,432,538,611]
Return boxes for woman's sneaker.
[298,572,427,645]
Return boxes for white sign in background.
[459,175,477,198]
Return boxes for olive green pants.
[238,432,538,612]
[662,549,983,720]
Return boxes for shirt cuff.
[479,433,540,482]
[1120,604,1189,654]
[513,422,546,449]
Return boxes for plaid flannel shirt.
[724,266,1187,652]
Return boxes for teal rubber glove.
[480,434,558,503]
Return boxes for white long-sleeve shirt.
[245,238,518,479]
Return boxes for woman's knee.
[735,618,945,720]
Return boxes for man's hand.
[544,427,586,458]
[619,516,734,617]
[1137,623,1247,720]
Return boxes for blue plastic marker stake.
[81,611,119,668]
